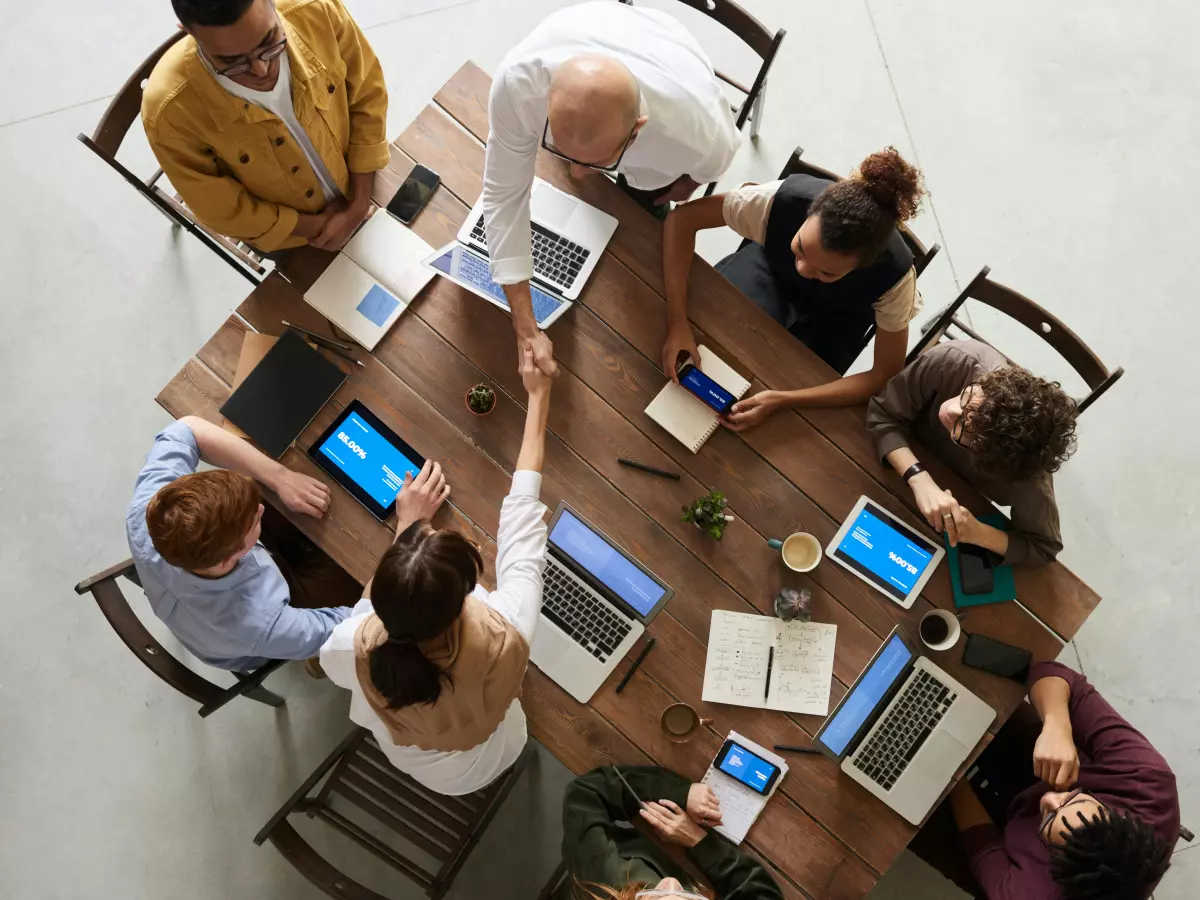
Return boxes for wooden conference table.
[157,63,1101,899]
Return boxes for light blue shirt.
[126,421,351,671]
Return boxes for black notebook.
[219,330,347,459]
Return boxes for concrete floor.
[1,0,1195,897]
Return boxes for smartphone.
[678,364,736,415]
[714,739,781,796]
[962,633,1033,683]
[959,544,995,595]
[386,164,440,224]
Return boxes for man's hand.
[520,342,554,398]
[662,322,701,382]
[519,331,559,378]
[724,391,785,432]
[639,799,707,848]
[654,176,702,206]
[1033,718,1080,789]
[394,460,450,537]
[276,470,331,518]
[947,495,986,548]
[910,473,961,541]
[685,783,723,827]
[312,200,372,252]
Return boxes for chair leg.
[749,79,768,140]
[536,860,568,900]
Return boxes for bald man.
[482,1,740,375]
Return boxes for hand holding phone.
[677,363,736,415]
[715,739,781,795]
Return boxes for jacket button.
[275,136,285,147]
[291,165,300,174]
[305,188,314,198]
[327,84,335,94]
[243,102,249,109]
[239,153,250,164]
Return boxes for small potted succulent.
[682,489,734,541]
[774,587,813,623]
[466,383,497,416]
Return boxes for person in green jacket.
[559,765,783,899]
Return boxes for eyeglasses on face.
[540,119,637,173]
[950,384,978,447]
[1038,788,1108,846]
[207,33,288,77]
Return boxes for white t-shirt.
[209,51,341,204]
[320,471,548,796]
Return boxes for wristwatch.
[902,462,926,483]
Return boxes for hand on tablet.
[394,461,450,536]
[276,471,332,518]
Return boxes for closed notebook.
[303,212,435,350]
[645,345,751,452]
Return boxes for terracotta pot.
[465,389,496,417]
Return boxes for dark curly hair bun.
[857,147,924,224]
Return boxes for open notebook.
[701,731,788,845]
[645,345,751,452]
[303,212,435,351]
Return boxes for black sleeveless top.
[715,174,914,373]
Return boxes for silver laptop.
[423,242,573,329]
[813,626,995,825]
[531,503,673,703]
[456,177,618,300]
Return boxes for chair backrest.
[255,729,533,899]
[778,146,941,277]
[90,31,185,158]
[907,265,1125,415]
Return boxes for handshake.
[517,331,560,389]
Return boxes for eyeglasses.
[950,384,978,447]
[1038,788,1107,846]
[206,33,288,77]
[540,119,637,173]
[634,891,708,900]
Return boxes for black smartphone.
[677,363,736,415]
[386,164,440,224]
[714,739,782,796]
[962,633,1033,683]
[959,543,995,594]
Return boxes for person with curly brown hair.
[865,340,1079,565]
[661,147,926,430]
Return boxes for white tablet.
[826,496,944,609]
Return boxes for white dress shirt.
[483,1,741,285]
[320,471,547,796]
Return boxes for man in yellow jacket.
[144,0,389,253]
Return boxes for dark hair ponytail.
[368,522,483,709]
[808,146,925,263]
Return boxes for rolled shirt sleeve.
[482,69,540,286]
[482,471,548,642]
[254,602,353,660]
[721,181,782,245]
[872,268,922,332]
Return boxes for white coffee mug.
[919,608,962,651]
[769,532,822,573]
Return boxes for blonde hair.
[575,880,713,900]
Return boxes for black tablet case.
[219,331,347,459]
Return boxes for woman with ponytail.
[320,344,554,795]
[661,146,927,430]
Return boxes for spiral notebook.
[645,345,750,452]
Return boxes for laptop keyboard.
[541,557,632,662]
[851,669,958,791]
[470,217,590,289]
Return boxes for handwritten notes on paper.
[702,610,836,716]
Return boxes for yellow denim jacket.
[142,0,389,251]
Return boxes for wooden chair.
[74,559,288,717]
[254,728,534,899]
[76,32,267,286]
[619,0,786,196]
[536,861,569,900]
[907,266,1125,415]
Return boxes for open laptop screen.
[425,245,565,326]
[818,633,913,756]
[548,509,668,618]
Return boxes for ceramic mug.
[919,608,962,651]
[660,703,713,743]
[768,532,822,573]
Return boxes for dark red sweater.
[960,662,1179,899]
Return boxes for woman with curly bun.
[865,340,1079,565]
[661,147,926,429]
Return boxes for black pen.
[774,745,823,755]
[615,638,656,694]
[764,645,774,701]
[282,322,364,367]
[617,458,681,481]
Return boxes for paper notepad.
[645,345,750,452]
[304,212,435,350]
[701,731,788,845]
[702,610,837,716]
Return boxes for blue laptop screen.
[427,246,564,325]
[820,634,913,756]
[549,510,666,617]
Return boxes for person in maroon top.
[923,661,1178,899]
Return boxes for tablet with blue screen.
[826,495,944,609]
[308,400,426,521]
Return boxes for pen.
[282,322,364,367]
[615,638,656,694]
[773,745,823,755]
[617,458,681,481]
[764,645,774,701]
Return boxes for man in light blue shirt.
[127,416,359,671]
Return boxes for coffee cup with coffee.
[660,702,713,743]
[919,609,961,651]
[768,532,822,573]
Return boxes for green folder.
[943,512,1016,608]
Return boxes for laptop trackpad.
[919,731,969,776]
[532,184,578,231]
